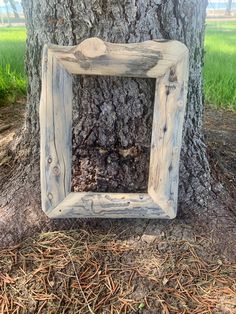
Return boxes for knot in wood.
[47,193,53,200]
[53,165,60,176]
[75,37,107,59]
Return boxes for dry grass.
[0,230,235,313]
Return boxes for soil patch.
[204,107,236,200]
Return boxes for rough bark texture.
[72,76,155,194]
[3,0,234,258]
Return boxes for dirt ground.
[204,107,236,200]
[0,102,236,313]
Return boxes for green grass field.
[0,22,235,109]
[0,27,26,105]
[204,21,236,110]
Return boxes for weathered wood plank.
[148,57,189,217]
[48,37,188,78]
[40,47,72,213]
[48,192,170,219]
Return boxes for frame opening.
[71,75,155,194]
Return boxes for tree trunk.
[8,0,20,19]
[23,0,210,201]
[2,0,235,259]
[226,0,233,15]
[3,0,11,26]
[2,0,208,235]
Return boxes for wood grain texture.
[48,37,188,78]
[40,37,189,219]
[148,57,189,217]
[40,46,72,213]
[48,192,170,219]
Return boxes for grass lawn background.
[0,27,26,104]
[0,21,235,109]
[204,20,236,110]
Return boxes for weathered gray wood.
[48,192,170,219]
[148,58,189,218]
[40,46,72,213]
[40,37,189,219]
[49,37,188,78]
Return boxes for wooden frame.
[40,37,189,219]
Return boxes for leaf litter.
[0,229,235,313]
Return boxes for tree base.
[1,157,235,261]
[0,104,235,260]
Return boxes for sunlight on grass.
[0,27,26,105]
[204,21,236,110]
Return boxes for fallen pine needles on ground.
[0,230,235,313]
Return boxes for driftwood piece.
[40,37,189,219]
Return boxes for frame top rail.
[46,37,188,78]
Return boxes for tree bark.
[24,0,209,199]
[26,0,210,204]
[1,0,223,247]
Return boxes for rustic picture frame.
[40,37,189,219]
